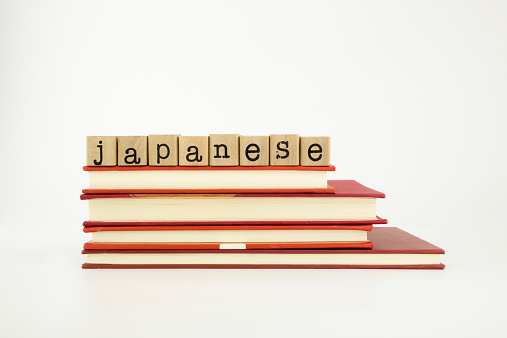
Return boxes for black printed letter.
[213,144,230,159]
[157,144,170,164]
[94,140,103,165]
[276,141,289,159]
[245,144,260,162]
[186,146,203,162]
[308,143,322,162]
[124,148,141,164]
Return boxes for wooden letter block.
[179,136,209,166]
[148,134,180,166]
[300,136,331,166]
[269,134,300,166]
[239,136,269,166]
[87,136,117,166]
[209,134,239,166]
[117,136,148,166]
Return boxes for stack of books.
[81,134,444,269]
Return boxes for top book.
[87,134,331,167]
[83,165,336,194]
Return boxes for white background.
[1,1,506,337]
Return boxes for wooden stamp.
[209,134,239,166]
[269,134,300,166]
[148,134,180,166]
[179,136,209,166]
[239,136,269,166]
[117,136,148,166]
[86,136,117,166]
[300,136,331,166]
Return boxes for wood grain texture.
[269,134,300,166]
[209,134,239,166]
[86,136,117,166]
[148,134,179,166]
[300,136,331,166]
[179,136,209,166]
[239,135,269,166]
[117,136,148,166]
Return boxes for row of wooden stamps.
[87,134,330,167]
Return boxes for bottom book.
[81,227,445,269]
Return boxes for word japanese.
[86,134,331,167]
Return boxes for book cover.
[83,165,336,172]
[83,224,374,232]
[83,217,388,227]
[81,180,385,200]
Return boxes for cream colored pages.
[88,197,377,221]
[89,170,328,189]
[87,253,441,266]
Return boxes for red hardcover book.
[81,180,386,224]
[83,242,374,250]
[82,224,374,250]
[81,227,445,269]
[83,165,337,194]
